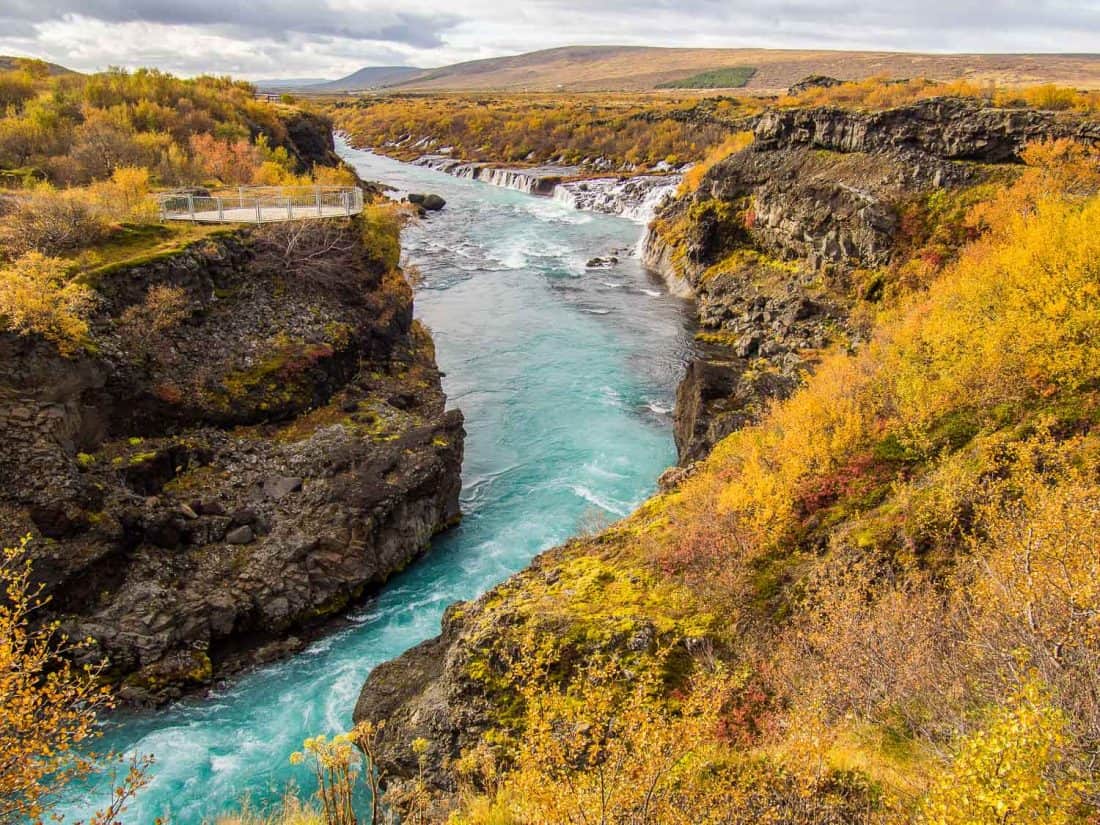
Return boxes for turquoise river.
[62,141,695,823]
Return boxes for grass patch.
[72,222,237,284]
[657,67,756,90]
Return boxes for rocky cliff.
[645,97,1100,462]
[279,109,343,172]
[0,218,464,704]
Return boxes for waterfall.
[411,154,681,222]
[551,175,682,223]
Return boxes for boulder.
[421,194,446,211]
[225,525,254,545]
[787,75,843,96]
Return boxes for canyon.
[348,96,1100,815]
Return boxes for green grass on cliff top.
[657,66,756,89]
[73,222,236,284]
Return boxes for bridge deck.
[157,187,364,224]
[162,204,358,223]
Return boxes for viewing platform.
[157,185,363,223]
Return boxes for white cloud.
[0,0,1097,80]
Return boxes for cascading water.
[551,175,681,222]
[58,138,695,824]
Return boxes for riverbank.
[52,142,692,824]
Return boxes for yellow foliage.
[920,680,1086,825]
[452,660,882,825]
[0,538,150,823]
[311,164,360,187]
[87,165,159,223]
[359,203,403,272]
[285,721,385,825]
[0,252,94,354]
[884,195,1100,436]
[214,796,325,825]
[715,351,878,542]
[678,130,754,194]
[0,185,109,258]
[329,94,752,169]
[962,449,1100,739]
[779,76,1100,114]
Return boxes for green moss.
[695,330,742,347]
[208,336,336,413]
[457,536,718,734]
[73,223,237,287]
[701,247,800,283]
[76,452,97,468]
[927,410,981,454]
[872,433,920,464]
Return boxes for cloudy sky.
[1,1,1098,80]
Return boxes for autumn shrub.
[281,721,385,825]
[778,76,1100,114]
[961,452,1100,754]
[0,66,296,187]
[883,194,1100,440]
[452,658,883,825]
[0,252,94,354]
[252,220,365,294]
[919,680,1089,825]
[0,538,150,823]
[0,186,108,258]
[995,83,1080,112]
[358,204,403,272]
[87,165,159,223]
[214,797,326,825]
[633,143,1100,817]
[329,94,752,169]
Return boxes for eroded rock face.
[645,99,1100,461]
[754,97,1100,162]
[0,222,464,704]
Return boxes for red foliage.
[714,664,781,747]
[793,452,894,520]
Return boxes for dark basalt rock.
[787,75,843,96]
[645,98,1100,462]
[279,109,341,171]
[0,222,465,705]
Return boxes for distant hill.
[305,66,425,92]
[316,46,1100,93]
[254,77,331,91]
[0,55,76,75]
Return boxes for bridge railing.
[156,185,364,223]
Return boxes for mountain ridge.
[302,45,1100,94]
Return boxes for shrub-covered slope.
[353,108,1100,824]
